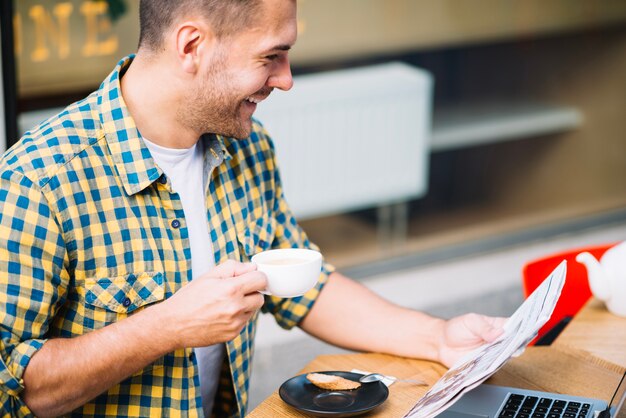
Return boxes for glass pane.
[14,0,139,99]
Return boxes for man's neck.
[120,54,201,149]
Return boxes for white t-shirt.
[143,137,224,417]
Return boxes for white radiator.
[256,62,433,220]
[17,64,433,221]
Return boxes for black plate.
[279,371,389,417]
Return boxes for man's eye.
[265,54,279,61]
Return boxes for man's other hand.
[437,313,507,367]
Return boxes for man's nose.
[268,57,293,91]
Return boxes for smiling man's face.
[181,0,297,139]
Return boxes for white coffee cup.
[251,248,322,298]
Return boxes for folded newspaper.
[404,260,567,418]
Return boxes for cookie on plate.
[306,373,361,390]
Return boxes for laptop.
[436,370,626,418]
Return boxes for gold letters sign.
[15,0,139,97]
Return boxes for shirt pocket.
[82,272,167,373]
[236,217,276,260]
[85,271,165,315]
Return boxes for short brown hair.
[138,0,262,51]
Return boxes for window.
[12,0,138,136]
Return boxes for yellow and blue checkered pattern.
[0,55,332,417]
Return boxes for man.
[0,0,506,416]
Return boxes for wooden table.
[553,298,626,368]
[249,353,445,417]
[249,299,626,417]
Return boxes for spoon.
[358,373,428,386]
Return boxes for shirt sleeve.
[0,169,70,413]
[256,128,335,329]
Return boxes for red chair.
[522,243,615,345]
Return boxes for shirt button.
[189,352,196,362]
[159,175,167,185]
[171,219,181,229]
[122,297,132,308]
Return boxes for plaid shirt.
[0,56,332,417]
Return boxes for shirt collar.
[202,134,232,163]
[98,55,161,196]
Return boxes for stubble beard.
[178,63,252,140]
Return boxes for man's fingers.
[229,271,268,295]
[476,315,507,342]
[487,316,508,328]
[211,260,257,278]
[481,326,504,342]
[242,292,266,313]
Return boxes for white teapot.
[576,241,626,317]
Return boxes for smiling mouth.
[245,95,268,105]
[245,88,273,105]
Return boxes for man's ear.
[174,21,215,74]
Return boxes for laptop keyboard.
[498,394,592,418]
